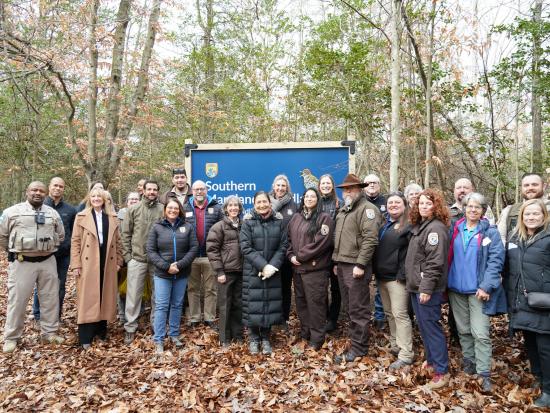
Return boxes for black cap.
[172,168,186,176]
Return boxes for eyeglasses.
[193,188,206,192]
[465,205,483,211]
[365,182,379,186]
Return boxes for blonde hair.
[515,198,549,241]
[85,188,115,214]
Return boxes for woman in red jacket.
[287,188,335,350]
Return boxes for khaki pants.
[377,279,414,363]
[187,257,216,322]
[5,256,59,341]
[124,259,155,333]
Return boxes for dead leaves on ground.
[0,253,543,411]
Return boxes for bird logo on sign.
[205,163,218,178]
[300,168,319,189]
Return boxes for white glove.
[262,264,278,279]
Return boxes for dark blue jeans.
[411,292,449,374]
[33,254,70,320]
[374,289,386,321]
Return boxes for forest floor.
[0,254,543,412]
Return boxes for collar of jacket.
[187,195,218,208]
[160,217,183,228]
[44,196,65,208]
[342,193,366,212]
[141,198,159,208]
[223,215,241,228]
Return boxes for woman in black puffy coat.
[240,191,288,355]
[504,199,550,408]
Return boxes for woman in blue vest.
[448,192,506,393]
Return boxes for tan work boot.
[3,340,17,353]
[426,373,450,390]
[40,334,64,345]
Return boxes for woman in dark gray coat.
[240,191,288,355]
[504,199,550,408]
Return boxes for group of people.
[0,169,549,406]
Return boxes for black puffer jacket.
[206,216,243,275]
[319,195,342,221]
[374,219,411,282]
[504,227,550,334]
[239,210,288,328]
[146,218,199,279]
[183,196,223,257]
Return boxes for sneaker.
[426,373,450,390]
[82,344,91,350]
[481,376,492,393]
[334,351,364,363]
[249,341,260,355]
[170,336,184,348]
[261,339,272,355]
[388,359,412,372]
[534,393,550,408]
[124,332,135,345]
[462,358,476,375]
[155,342,164,354]
[3,340,17,353]
[40,334,64,345]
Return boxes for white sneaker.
[3,340,17,353]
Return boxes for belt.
[13,253,54,263]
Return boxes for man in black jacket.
[185,180,223,328]
[32,177,75,322]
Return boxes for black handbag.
[519,266,550,310]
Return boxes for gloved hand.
[262,264,278,279]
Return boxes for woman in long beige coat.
[71,188,123,349]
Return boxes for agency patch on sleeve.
[428,232,439,246]
[321,224,330,235]
[365,209,375,219]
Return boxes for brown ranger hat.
[336,173,368,188]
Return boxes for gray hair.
[404,183,422,199]
[272,174,291,194]
[223,195,243,216]
[461,192,487,213]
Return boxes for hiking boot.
[325,320,337,333]
[462,358,476,375]
[82,344,91,350]
[308,341,323,351]
[389,359,412,372]
[124,332,135,345]
[3,340,17,353]
[40,334,64,345]
[249,341,260,355]
[334,351,364,363]
[481,376,492,393]
[261,339,272,355]
[534,393,550,408]
[170,336,184,348]
[426,373,450,390]
[155,342,164,354]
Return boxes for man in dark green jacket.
[333,174,382,363]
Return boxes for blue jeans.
[374,288,386,321]
[153,275,188,343]
[33,254,70,320]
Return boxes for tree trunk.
[423,1,435,189]
[87,0,99,177]
[531,0,542,172]
[389,0,402,191]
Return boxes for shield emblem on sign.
[205,163,218,178]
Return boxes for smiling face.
[319,176,333,196]
[192,182,207,205]
[342,185,362,206]
[254,193,272,216]
[126,192,140,207]
[522,203,545,232]
[521,175,544,200]
[454,179,473,204]
[144,182,159,201]
[303,189,319,211]
[465,199,483,224]
[226,200,240,219]
[90,190,105,210]
[165,201,181,222]
[26,182,47,207]
[172,174,188,191]
[48,177,65,201]
[387,195,405,220]
[273,179,288,199]
[418,195,435,220]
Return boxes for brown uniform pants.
[293,269,329,345]
[337,262,371,355]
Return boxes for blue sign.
[189,146,350,212]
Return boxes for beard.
[523,188,544,200]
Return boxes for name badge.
[179,227,186,233]
[208,208,214,214]
[185,212,193,218]
[287,209,293,216]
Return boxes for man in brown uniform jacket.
[333,174,382,362]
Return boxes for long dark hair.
[298,188,322,237]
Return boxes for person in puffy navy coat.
[240,191,288,355]
[146,200,198,353]
[504,198,550,408]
